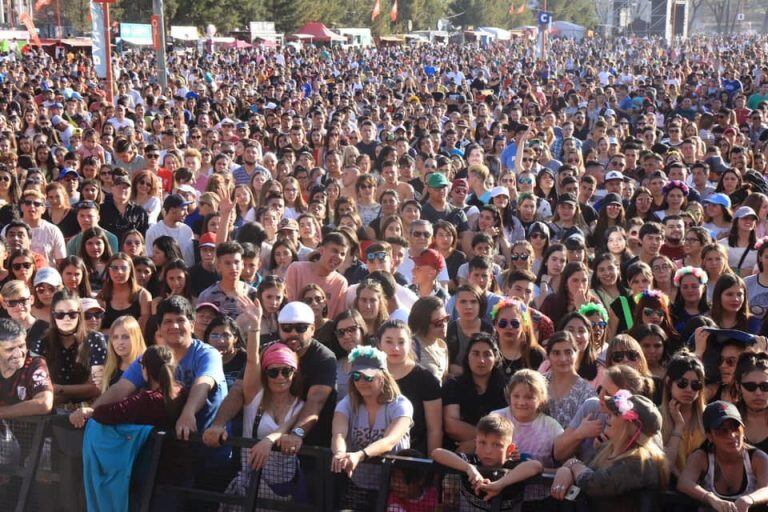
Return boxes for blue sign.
[120,23,153,46]
[538,11,552,25]
[90,2,107,79]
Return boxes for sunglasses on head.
[497,318,521,329]
[675,377,703,391]
[266,367,295,379]
[280,323,310,334]
[510,253,529,261]
[366,252,388,262]
[611,350,640,363]
[12,262,33,271]
[741,381,768,393]
[53,310,79,320]
[351,371,376,382]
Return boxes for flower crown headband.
[662,180,690,196]
[578,303,608,322]
[673,266,708,286]
[634,289,667,306]
[348,346,388,368]
[609,389,645,451]
[490,298,530,325]
[755,236,768,251]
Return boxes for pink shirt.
[284,261,348,319]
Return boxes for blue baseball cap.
[57,168,79,181]
[702,193,732,210]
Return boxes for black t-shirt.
[44,209,80,239]
[500,346,546,383]
[26,320,49,348]
[420,202,470,232]
[356,141,377,159]
[445,250,467,284]
[298,340,337,447]
[223,348,247,390]
[442,372,507,433]
[189,264,219,297]
[396,364,441,454]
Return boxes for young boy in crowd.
[433,414,543,511]
[240,242,261,287]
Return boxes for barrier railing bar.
[138,430,166,512]
[374,457,394,512]
[14,417,47,512]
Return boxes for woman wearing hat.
[720,206,759,278]
[31,267,62,324]
[551,390,669,512]
[551,193,593,243]
[678,401,768,512]
[526,221,551,276]
[703,193,734,241]
[591,193,626,248]
[331,346,412,494]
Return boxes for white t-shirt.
[744,274,768,320]
[145,221,196,266]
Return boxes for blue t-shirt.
[123,339,227,431]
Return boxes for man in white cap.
[203,300,336,451]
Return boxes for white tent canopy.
[170,26,200,41]
[478,27,512,41]
[551,21,586,40]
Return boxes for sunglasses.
[263,275,285,284]
[5,296,29,308]
[719,356,738,368]
[280,323,310,334]
[497,318,521,329]
[741,381,768,393]
[366,252,388,262]
[85,311,104,321]
[53,310,79,320]
[303,296,325,304]
[22,200,44,208]
[266,367,295,379]
[518,178,533,185]
[109,265,130,272]
[335,325,359,337]
[351,371,376,382]
[510,253,529,261]
[12,262,33,271]
[529,233,547,240]
[412,231,431,238]
[146,154,160,159]
[431,316,450,327]
[0,175,10,183]
[611,350,640,363]
[643,308,664,318]
[591,320,608,329]
[675,377,703,391]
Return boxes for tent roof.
[292,22,345,42]
[552,21,585,30]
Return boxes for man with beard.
[202,300,337,449]
[232,142,270,185]
[0,318,53,418]
[660,215,686,260]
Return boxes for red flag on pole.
[371,0,381,20]
[390,0,398,22]
[19,13,42,46]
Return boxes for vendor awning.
[170,26,200,41]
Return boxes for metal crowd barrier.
[0,414,704,512]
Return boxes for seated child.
[433,414,543,511]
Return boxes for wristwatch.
[291,427,305,439]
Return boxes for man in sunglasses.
[0,318,53,419]
[203,301,336,453]
[15,189,66,267]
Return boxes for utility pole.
[152,0,168,90]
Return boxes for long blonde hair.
[102,316,146,392]
[590,413,670,489]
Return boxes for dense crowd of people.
[2,31,768,510]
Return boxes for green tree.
[546,0,599,28]
[449,0,516,27]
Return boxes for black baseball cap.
[703,401,743,431]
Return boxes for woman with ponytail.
[89,345,186,427]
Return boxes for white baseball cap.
[277,301,315,325]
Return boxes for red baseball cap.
[413,249,445,272]
[199,232,217,248]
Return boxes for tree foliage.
[449,0,530,28]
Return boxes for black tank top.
[102,299,142,330]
